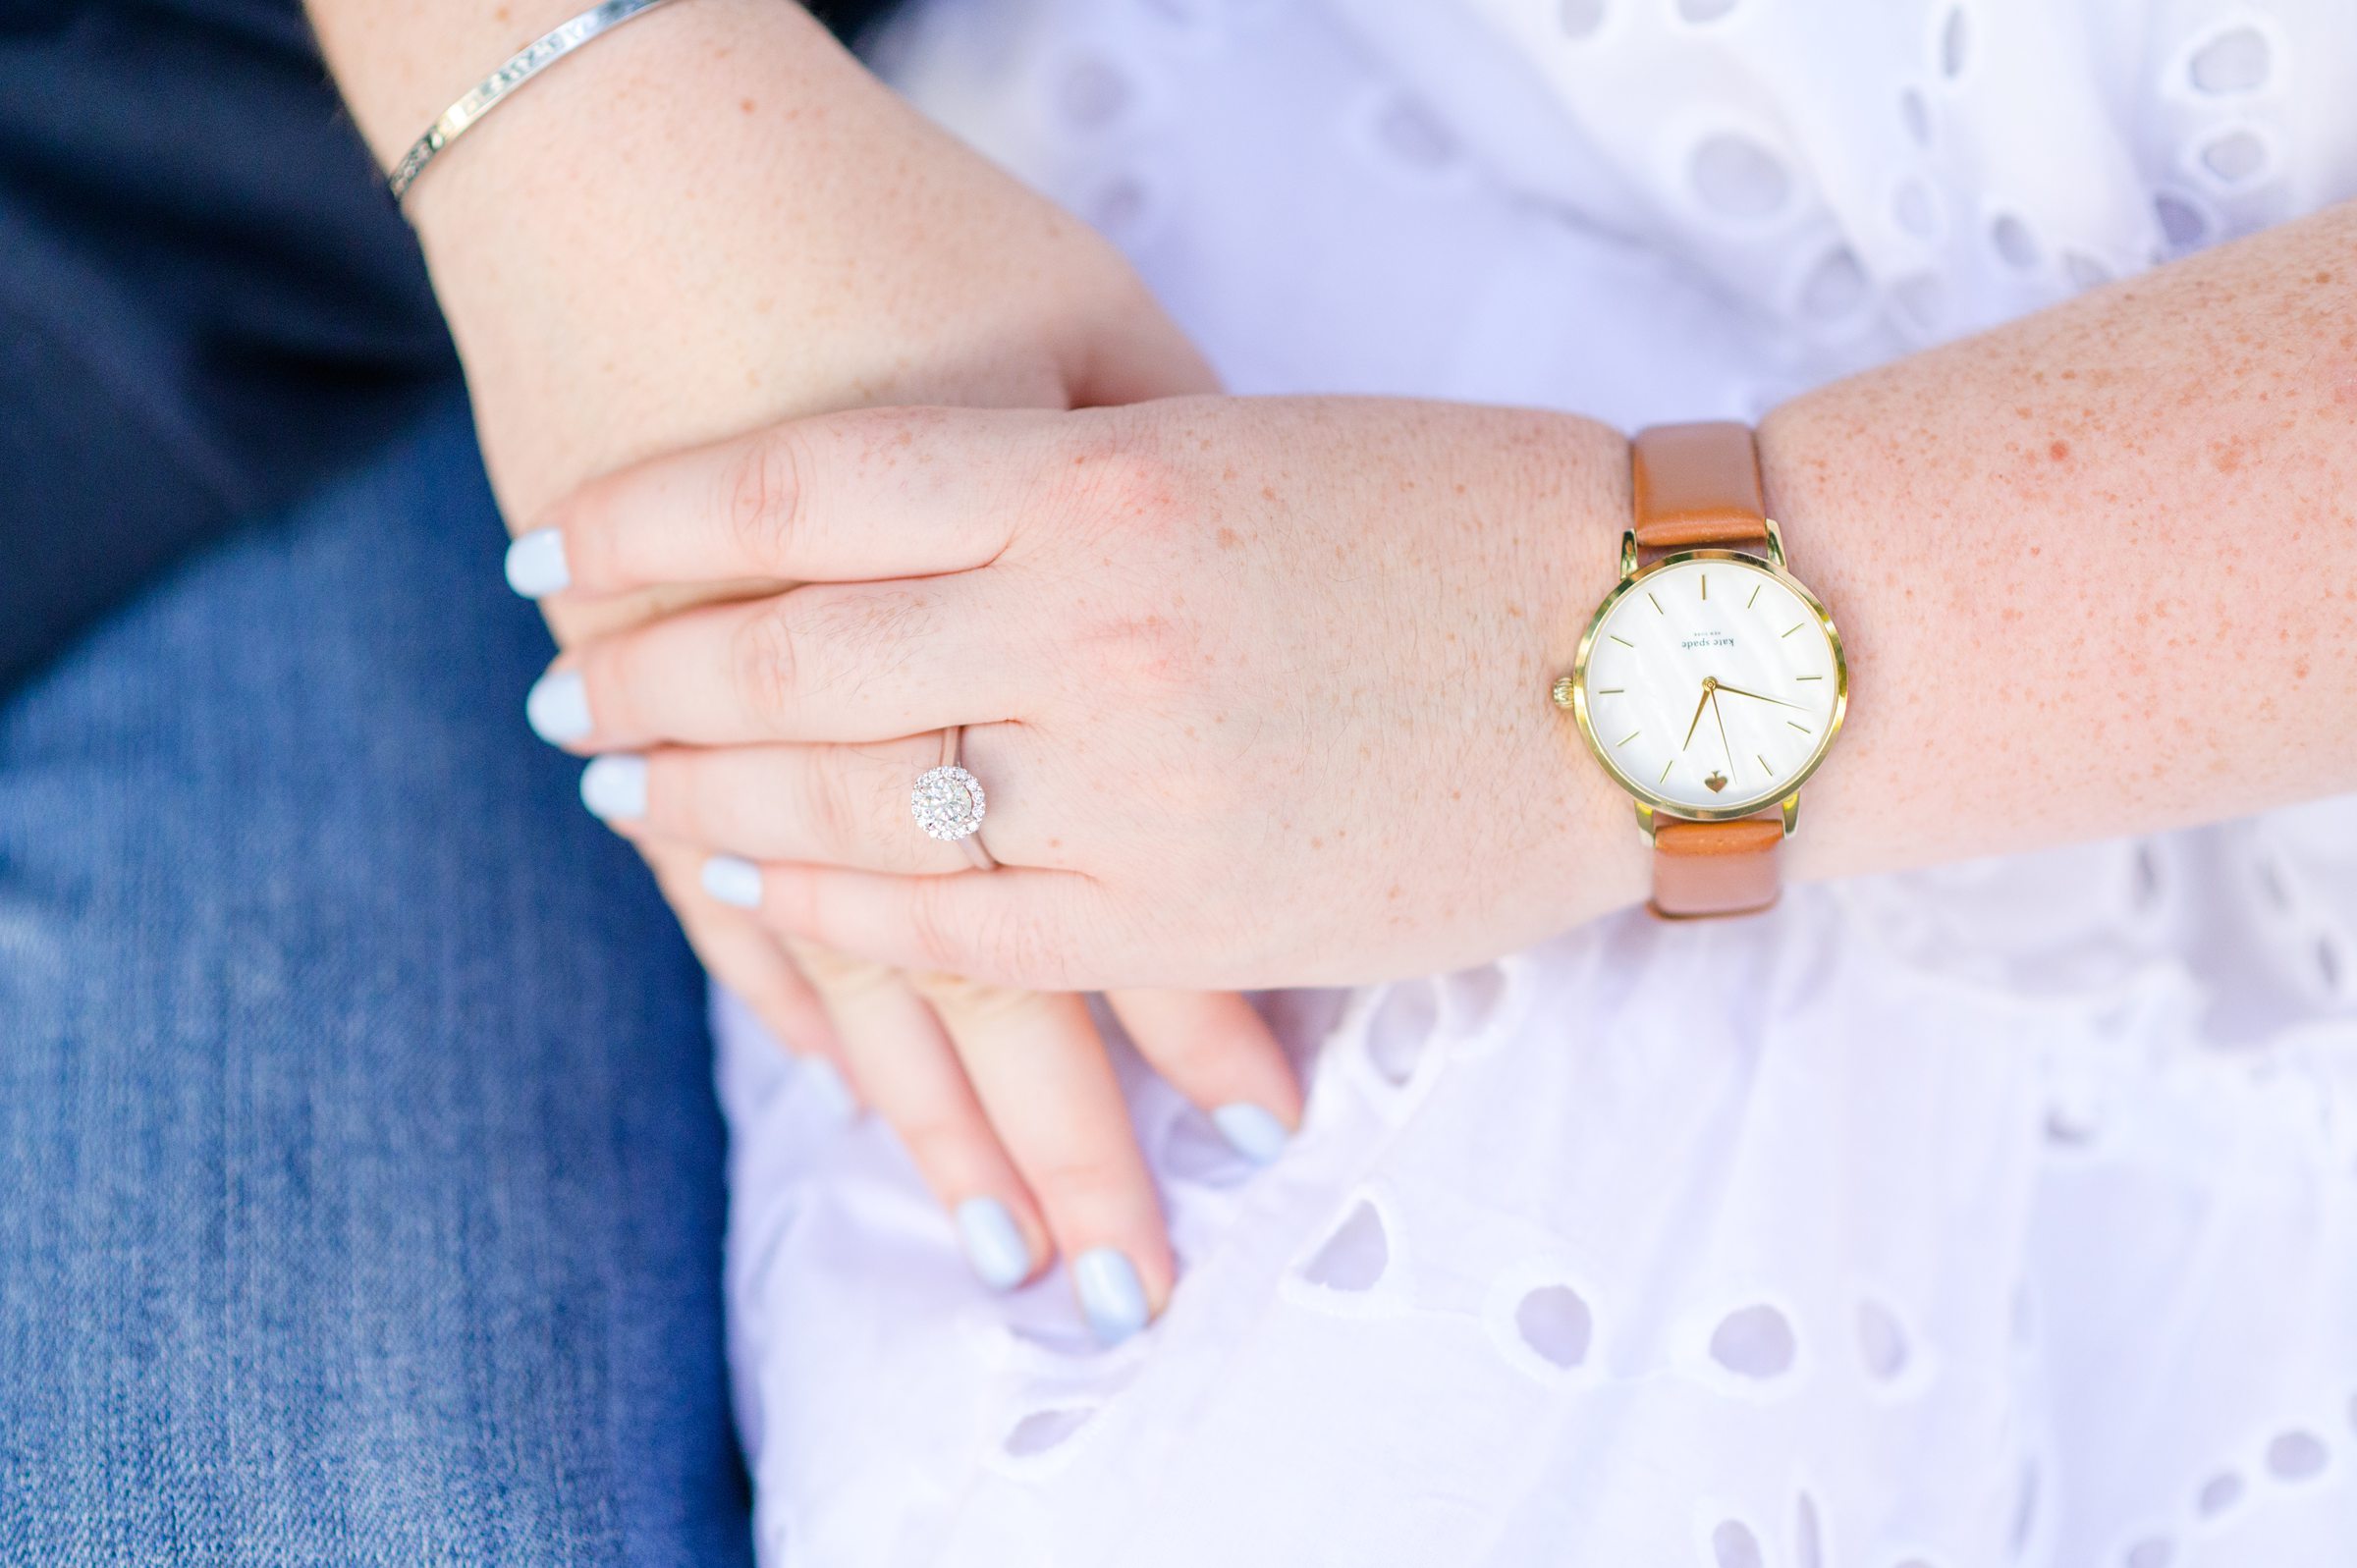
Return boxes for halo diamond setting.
[911,764,987,842]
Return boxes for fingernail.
[802,1055,858,1122]
[955,1198,1032,1292]
[1212,1103,1289,1165]
[525,670,591,743]
[1073,1248,1150,1345]
[578,754,648,821]
[504,527,571,597]
[700,853,763,908]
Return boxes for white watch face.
[1575,553,1845,817]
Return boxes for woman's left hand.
[517,396,1641,991]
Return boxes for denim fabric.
[0,402,753,1566]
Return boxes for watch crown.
[1550,675,1577,710]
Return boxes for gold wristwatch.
[1554,422,1848,918]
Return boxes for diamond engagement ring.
[911,728,996,870]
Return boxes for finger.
[1108,990,1300,1165]
[508,405,1055,600]
[788,943,1050,1294]
[641,845,858,1113]
[526,575,1017,750]
[912,974,1172,1344]
[577,725,1044,875]
[707,860,1101,991]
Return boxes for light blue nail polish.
[1212,1103,1290,1166]
[802,1056,858,1122]
[505,527,571,597]
[578,754,648,821]
[1074,1248,1150,1345]
[525,671,592,743]
[956,1198,1032,1292]
[700,854,763,909]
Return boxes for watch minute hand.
[1711,681,1807,711]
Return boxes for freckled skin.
[333,0,2356,1002]
[1764,198,2357,889]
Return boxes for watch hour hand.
[1681,683,1713,750]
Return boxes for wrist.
[1518,412,1652,933]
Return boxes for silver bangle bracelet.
[385,0,686,203]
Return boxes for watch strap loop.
[1649,817,1783,919]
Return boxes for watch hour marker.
[1658,759,1674,784]
[1756,754,1772,776]
[1648,592,1665,615]
[1786,721,1812,734]
[1700,574,1708,601]
[1610,634,1635,648]
[1617,729,1641,747]
[1781,622,1806,638]
[1598,687,1623,694]
[1796,675,1823,681]
[1747,585,1761,609]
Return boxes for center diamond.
[910,764,987,841]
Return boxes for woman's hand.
[516,396,1646,993]
[307,0,1305,1337]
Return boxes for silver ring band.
[386,0,686,203]
[910,728,996,870]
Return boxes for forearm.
[307,0,1175,641]
[1757,199,2356,887]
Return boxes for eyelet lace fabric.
[713,2,2357,1562]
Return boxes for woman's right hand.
[308,0,1297,1339]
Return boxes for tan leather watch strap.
[1630,421,1771,551]
[1651,818,1783,918]
[1631,421,1782,919]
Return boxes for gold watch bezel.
[1565,541,1849,823]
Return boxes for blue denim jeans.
[0,404,753,1565]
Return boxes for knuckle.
[729,603,801,730]
[902,878,971,976]
[1134,1019,1233,1084]
[662,755,727,846]
[787,939,901,999]
[796,586,928,703]
[906,970,1044,1026]
[883,1108,985,1166]
[962,897,1071,992]
[1020,1153,1140,1217]
[799,750,865,863]
[1056,415,1183,523]
[723,426,808,572]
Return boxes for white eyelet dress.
[712,2,2357,1563]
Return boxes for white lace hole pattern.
[2264,1429,2328,1481]
[1691,133,1791,220]
[1302,1202,1390,1291]
[2194,1469,2243,1515]
[1515,1284,1594,1369]
[1710,1304,1797,1379]
[1559,0,1608,40]
[1855,1298,1910,1380]
[1004,1406,1096,1457]
[1795,1492,1825,1568]
[1712,1518,1765,1568]
[2188,26,2271,93]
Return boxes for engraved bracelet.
[386,0,685,203]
